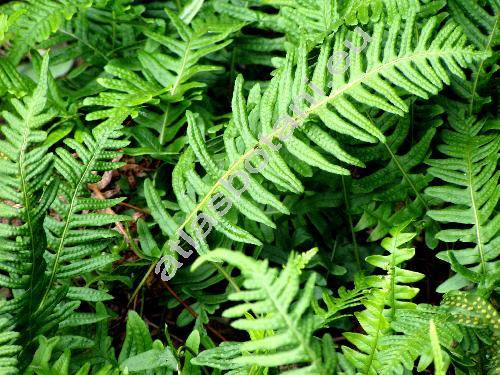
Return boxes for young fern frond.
[191,250,335,374]
[42,109,130,306]
[425,109,499,292]
[342,226,424,374]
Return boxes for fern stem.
[19,112,37,344]
[468,14,499,116]
[382,141,429,211]
[59,29,110,62]
[213,263,241,292]
[341,176,361,271]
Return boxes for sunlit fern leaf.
[138,13,483,284]
[158,17,481,251]
[1,0,93,64]
[425,109,499,292]
[41,108,130,306]
[191,249,335,374]
[342,225,424,374]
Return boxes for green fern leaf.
[191,250,334,374]
[425,109,499,292]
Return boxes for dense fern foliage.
[0,0,498,373]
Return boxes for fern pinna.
[425,106,499,293]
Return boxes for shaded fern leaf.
[42,108,130,306]
[1,0,93,64]
[425,109,499,292]
[191,250,336,374]
[351,107,440,242]
[83,9,243,147]
[448,0,499,49]
[0,54,70,366]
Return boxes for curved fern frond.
[140,14,483,282]
[425,110,499,292]
[42,108,130,306]
[342,226,424,374]
[191,249,335,374]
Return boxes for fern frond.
[3,0,93,64]
[191,250,334,374]
[132,13,485,290]
[425,109,499,292]
[83,9,242,144]
[377,305,462,374]
[42,108,130,306]
[0,54,71,365]
[342,226,424,374]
